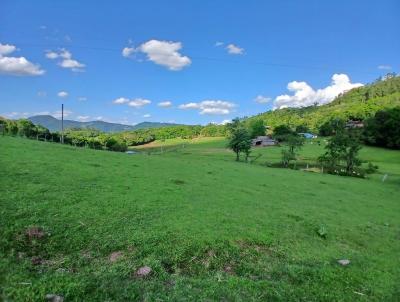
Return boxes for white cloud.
[226,44,244,55]
[254,95,271,104]
[112,97,151,108]
[215,41,224,47]
[45,51,58,59]
[123,39,191,71]
[37,91,47,97]
[0,43,17,56]
[2,112,29,119]
[0,43,45,76]
[95,116,103,120]
[219,119,231,125]
[112,97,130,104]
[59,58,85,71]
[378,65,392,70]
[52,110,72,118]
[143,114,151,118]
[77,96,87,101]
[179,100,236,115]
[273,74,363,109]
[45,48,85,72]
[76,115,90,121]
[122,47,135,58]
[157,101,172,108]
[57,91,68,98]
[128,98,151,108]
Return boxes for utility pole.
[61,103,64,144]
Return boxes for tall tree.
[363,107,400,149]
[249,119,266,138]
[319,127,363,174]
[228,127,252,161]
[281,134,305,167]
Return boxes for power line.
[12,42,379,76]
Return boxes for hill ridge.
[28,115,182,132]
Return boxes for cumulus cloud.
[128,98,151,108]
[0,43,45,76]
[112,97,130,104]
[219,119,231,125]
[2,112,29,119]
[378,65,392,70]
[122,39,191,71]
[179,100,236,115]
[254,95,271,104]
[45,48,85,72]
[112,97,151,108]
[57,91,68,98]
[52,110,72,118]
[215,41,224,47]
[273,74,363,109]
[3,110,77,119]
[143,114,151,118]
[157,101,172,108]
[76,115,90,121]
[122,47,135,58]
[0,43,17,56]
[226,44,244,55]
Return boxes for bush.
[365,162,379,174]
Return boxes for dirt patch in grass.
[171,179,185,185]
[25,227,46,240]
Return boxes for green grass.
[1,136,400,301]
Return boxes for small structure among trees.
[251,136,277,147]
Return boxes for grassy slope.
[1,136,399,301]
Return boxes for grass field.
[1,136,399,301]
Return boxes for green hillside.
[249,75,400,131]
[1,136,399,301]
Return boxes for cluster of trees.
[117,124,228,146]
[317,107,400,149]
[246,74,400,131]
[363,107,400,149]
[318,126,364,176]
[0,118,51,140]
[227,116,375,178]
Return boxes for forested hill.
[28,115,182,132]
[248,75,400,131]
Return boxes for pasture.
[0,136,399,301]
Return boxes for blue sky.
[0,0,399,125]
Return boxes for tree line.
[0,117,228,152]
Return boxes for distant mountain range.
[28,115,181,132]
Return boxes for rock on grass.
[25,227,45,240]
[136,266,152,277]
[109,251,123,262]
[45,294,64,302]
[338,259,351,266]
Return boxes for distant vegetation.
[363,107,400,149]
[0,117,227,152]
